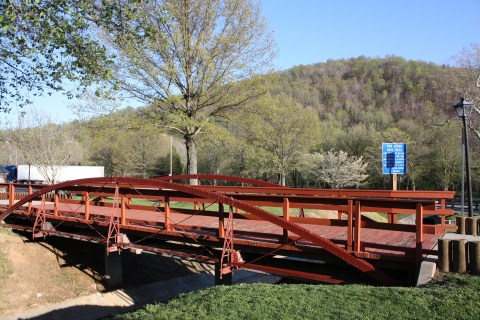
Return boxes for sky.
[5,0,480,125]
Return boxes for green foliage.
[100,0,276,175]
[151,151,184,177]
[78,108,173,177]
[0,0,133,109]
[112,274,480,320]
[214,93,321,185]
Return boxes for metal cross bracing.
[0,175,455,286]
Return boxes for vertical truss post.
[27,185,33,214]
[416,203,424,267]
[354,200,362,253]
[8,183,14,207]
[32,195,47,239]
[440,198,446,229]
[347,200,353,251]
[84,191,90,221]
[164,196,171,231]
[106,181,127,252]
[53,190,59,217]
[219,205,242,283]
[283,197,290,243]
[218,203,225,238]
[121,194,126,225]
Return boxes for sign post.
[382,143,407,190]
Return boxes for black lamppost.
[452,98,475,217]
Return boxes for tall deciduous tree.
[102,0,275,177]
[452,44,480,141]
[452,44,480,101]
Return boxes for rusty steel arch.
[155,174,283,187]
[0,176,393,284]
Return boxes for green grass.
[111,274,480,320]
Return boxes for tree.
[300,150,368,189]
[151,150,184,177]
[452,44,480,142]
[0,0,131,110]
[101,0,275,177]
[83,108,173,177]
[8,109,83,184]
[430,123,462,191]
[197,124,244,176]
[240,94,320,186]
[452,44,480,101]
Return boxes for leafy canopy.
[0,0,139,110]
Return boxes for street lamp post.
[452,98,475,217]
[169,136,173,176]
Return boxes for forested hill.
[273,56,456,123]
[197,56,469,190]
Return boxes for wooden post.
[354,201,361,253]
[415,203,424,266]
[468,241,480,275]
[452,239,467,274]
[438,238,451,273]
[84,191,90,221]
[390,174,398,190]
[283,198,290,243]
[389,174,398,224]
[218,203,225,238]
[466,217,478,236]
[164,196,171,231]
[347,200,353,251]
[456,216,466,235]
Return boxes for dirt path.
[0,229,99,317]
[0,228,207,318]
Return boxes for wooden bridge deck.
[11,201,440,263]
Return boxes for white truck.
[15,165,105,184]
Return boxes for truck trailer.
[0,165,105,184]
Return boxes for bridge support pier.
[214,262,232,286]
[105,252,123,288]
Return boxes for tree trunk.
[279,171,286,186]
[184,134,198,185]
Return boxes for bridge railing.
[0,181,455,266]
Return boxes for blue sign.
[382,143,407,174]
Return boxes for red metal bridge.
[0,174,455,286]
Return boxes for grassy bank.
[111,274,480,320]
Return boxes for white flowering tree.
[300,150,368,189]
